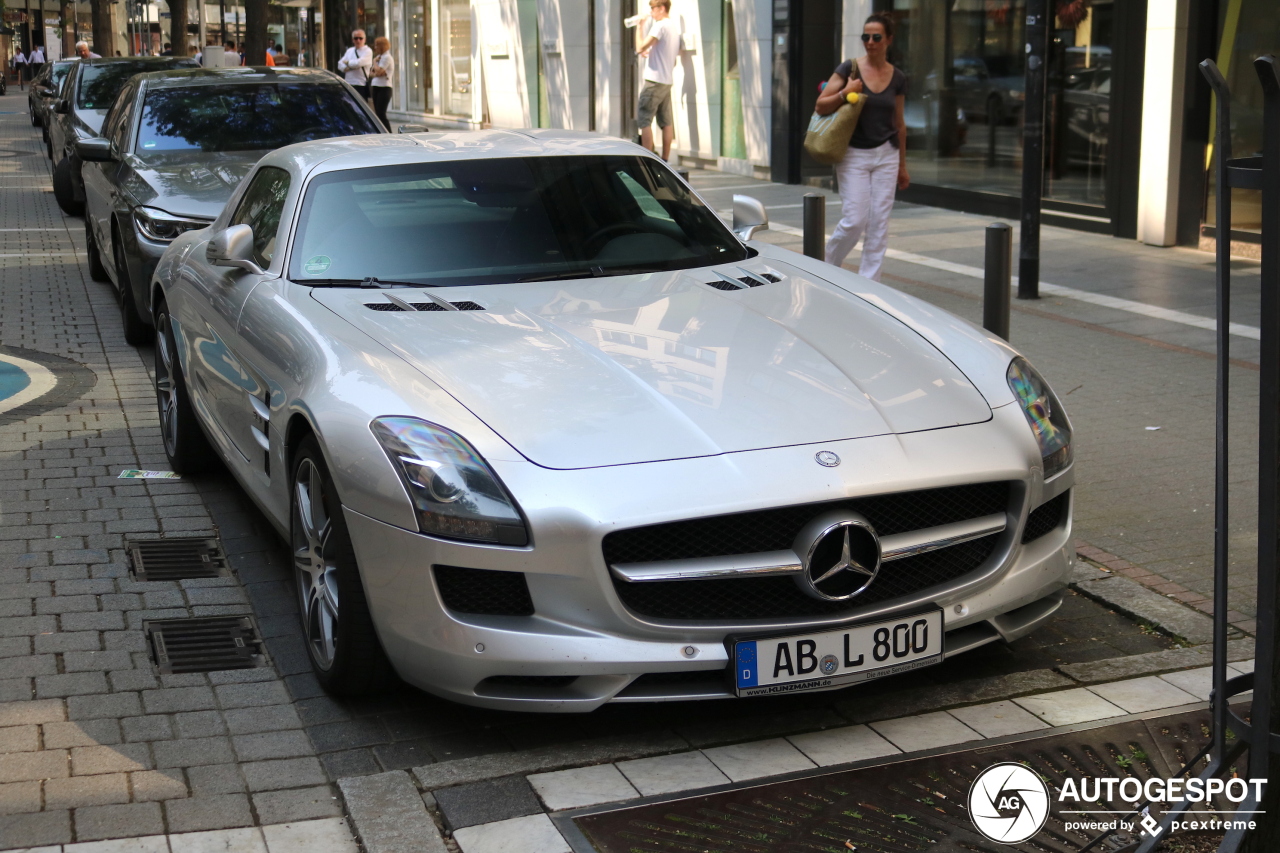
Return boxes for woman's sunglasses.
[861,33,884,42]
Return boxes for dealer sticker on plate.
[732,609,943,697]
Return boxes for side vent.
[366,302,405,311]
[706,280,742,291]
[410,302,447,312]
[737,272,781,287]
[759,272,782,283]
[450,301,486,311]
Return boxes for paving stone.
[306,718,388,753]
[165,793,255,833]
[175,710,228,740]
[0,749,70,783]
[241,757,327,792]
[0,809,73,848]
[130,768,190,802]
[948,701,1053,738]
[787,724,903,768]
[44,772,131,809]
[218,705,302,738]
[232,730,313,762]
[168,826,266,853]
[61,611,127,631]
[1015,688,1129,726]
[63,650,134,672]
[44,719,123,749]
[260,817,359,853]
[869,712,984,753]
[1088,676,1200,713]
[142,686,217,714]
[1159,667,1216,701]
[701,738,815,783]
[338,770,446,853]
[434,775,543,830]
[0,779,42,815]
[122,715,175,742]
[1074,576,1216,645]
[33,631,100,653]
[71,743,153,775]
[452,814,570,853]
[187,763,247,796]
[214,682,290,710]
[67,692,142,720]
[0,699,64,727]
[154,736,236,769]
[1057,639,1253,683]
[320,748,381,779]
[73,801,165,841]
[527,763,639,811]
[251,785,343,825]
[0,724,40,753]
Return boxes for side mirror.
[38,86,55,98]
[206,224,265,275]
[76,137,115,162]
[732,194,768,242]
[54,99,70,115]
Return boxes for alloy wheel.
[155,314,179,457]
[294,458,340,670]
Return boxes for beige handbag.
[803,59,865,165]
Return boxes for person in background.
[814,12,908,282]
[338,30,372,101]
[160,42,173,55]
[224,41,242,66]
[633,0,679,161]
[369,36,394,130]
[11,49,26,90]
[27,44,44,82]
[75,42,101,59]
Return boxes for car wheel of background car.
[52,158,84,216]
[85,221,109,283]
[292,436,395,696]
[154,300,213,474]
[113,235,152,345]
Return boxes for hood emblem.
[794,513,881,601]
[815,451,841,467]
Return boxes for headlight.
[371,417,529,546]
[133,207,210,242]
[1006,357,1073,479]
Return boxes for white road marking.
[765,221,1262,341]
[0,353,57,415]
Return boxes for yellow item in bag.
[803,60,864,165]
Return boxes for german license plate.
[731,609,943,697]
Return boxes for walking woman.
[814,13,908,281]
[370,37,394,130]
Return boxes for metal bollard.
[803,194,825,260]
[983,223,1012,340]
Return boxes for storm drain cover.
[127,537,229,582]
[573,708,1245,853]
[145,616,266,674]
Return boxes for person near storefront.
[11,50,26,89]
[75,42,101,59]
[369,36,394,130]
[814,12,909,282]
[633,0,679,161]
[27,45,44,82]
[338,30,373,101]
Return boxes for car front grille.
[1022,490,1069,543]
[433,565,534,616]
[610,534,1000,620]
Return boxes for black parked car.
[78,67,386,343]
[29,59,78,153]
[48,56,198,216]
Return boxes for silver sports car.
[151,130,1075,712]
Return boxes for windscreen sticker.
[303,255,331,274]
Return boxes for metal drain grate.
[127,538,229,582]
[145,617,266,674]
[575,707,1244,853]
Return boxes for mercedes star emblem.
[815,451,841,467]
[793,512,882,601]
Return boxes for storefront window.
[887,0,1115,210]
[442,0,471,115]
[405,0,432,111]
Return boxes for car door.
[185,166,291,473]
[49,63,77,163]
[84,88,133,279]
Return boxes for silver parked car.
[150,131,1075,711]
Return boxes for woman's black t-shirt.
[833,60,907,149]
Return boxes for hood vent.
[738,272,782,287]
[365,300,486,312]
[705,280,742,291]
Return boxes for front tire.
[114,234,151,345]
[155,301,213,475]
[85,220,108,282]
[292,436,395,696]
[52,157,83,216]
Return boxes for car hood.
[122,150,264,219]
[76,108,108,135]
[311,261,992,469]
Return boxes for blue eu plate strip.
[735,641,758,688]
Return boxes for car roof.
[78,56,198,67]
[258,129,655,177]
[137,67,344,89]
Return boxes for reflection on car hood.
[79,109,108,135]
[311,260,993,469]
[122,150,264,220]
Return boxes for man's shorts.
[637,81,674,130]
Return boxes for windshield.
[50,62,73,90]
[136,83,382,153]
[289,156,749,286]
[77,61,195,110]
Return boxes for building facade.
[327,0,1273,249]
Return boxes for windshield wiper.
[516,265,668,283]
[302,277,436,288]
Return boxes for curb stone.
[1072,575,1221,645]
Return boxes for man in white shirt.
[634,0,679,160]
[75,42,101,59]
[338,30,373,100]
[28,45,45,82]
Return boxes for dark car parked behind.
[49,56,198,216]
[78,67,386,344]
[29,58,78,152]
